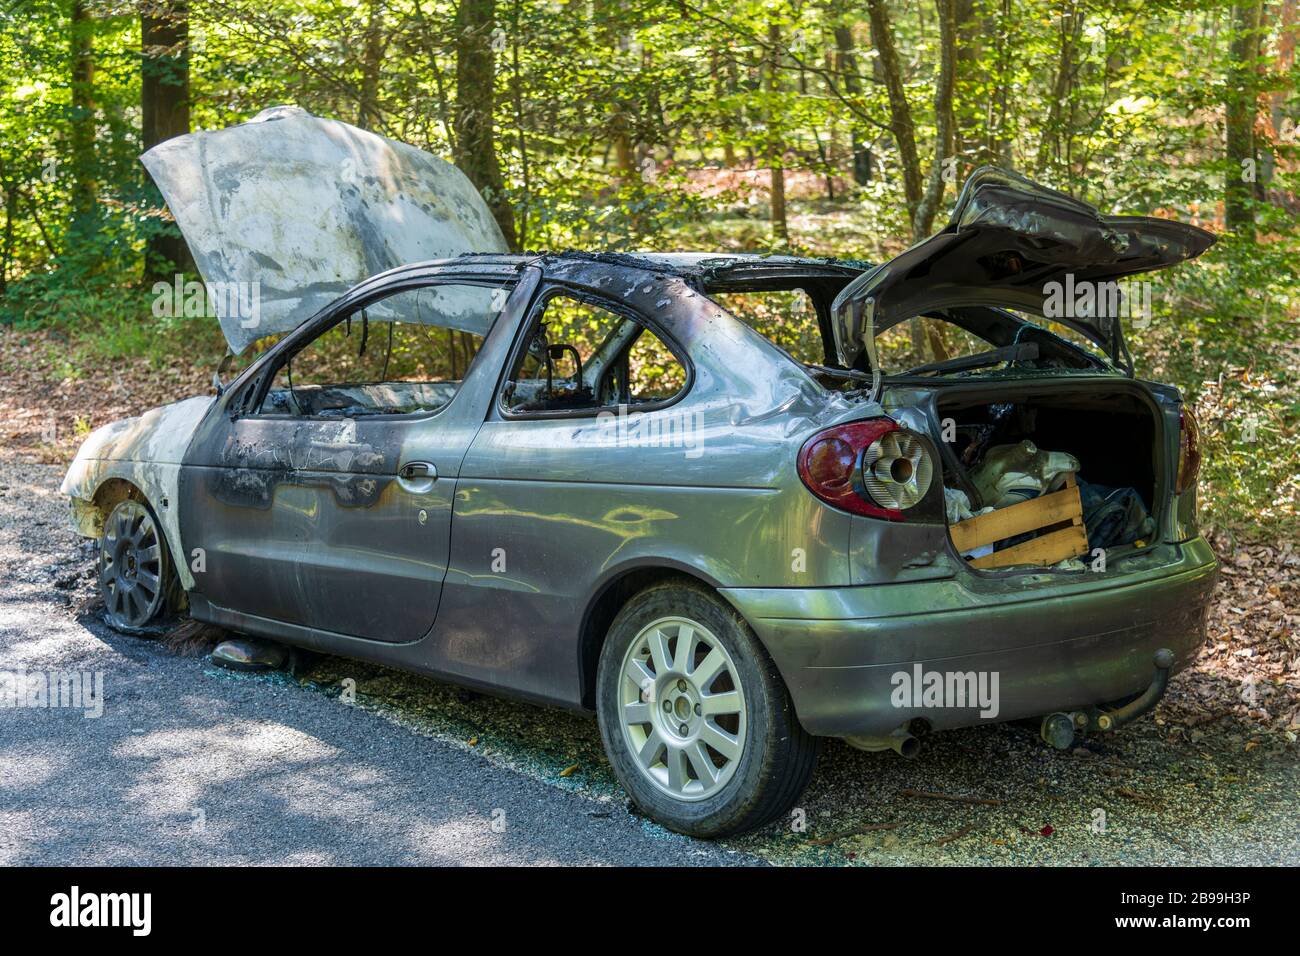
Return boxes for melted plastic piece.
[969,440,1080,510]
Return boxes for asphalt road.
[2,461,1296,866]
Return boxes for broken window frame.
[495,284,695,422]
[240,275,518,424]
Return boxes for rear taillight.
[1176,405,1202,494]
[797,418,935,520]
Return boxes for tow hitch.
[1039,648,1176,750]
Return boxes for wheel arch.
[577,560,738,710]
[73,466,193,592]
[91,476,147,521]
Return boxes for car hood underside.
[142,105,508,354]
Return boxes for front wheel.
[596,581,818,838]
[98,498,176,634]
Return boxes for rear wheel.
[596,581,818,838]
[98,498,175,634]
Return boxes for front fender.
[62,395,215,590]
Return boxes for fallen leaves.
[1158,534,1300,742]
[0,326,215,466]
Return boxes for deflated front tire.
[97,498,178,635]
[596,580,819,838]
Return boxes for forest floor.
[2,301,1298,865]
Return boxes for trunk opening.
[930,381,1167,571]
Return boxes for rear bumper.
[720,538,1217,738]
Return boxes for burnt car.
[64,109,1218,837]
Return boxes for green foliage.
[1135,236,1300,536]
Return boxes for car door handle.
[399,461,436,480]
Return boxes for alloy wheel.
[99,500,166,630]
[617,616,747,802]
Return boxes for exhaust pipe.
[893,733,920,758]
[844,726,920,758]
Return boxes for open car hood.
[830,166,1216,371]
[142,106,507,354]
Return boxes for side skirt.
[188,594,590,714]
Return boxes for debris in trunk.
[970,440,1079,510]
[950,473,1090,570]
[939,392,1166,567]
[944,486,991,525]
[1076,480,1156,550]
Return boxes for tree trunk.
[596,0,636,180]
[725,55,740,166]
[766,21,788,244]
[712,50,737,167]
[952,0,980,162]
[866,0,927,356]
[1035,2,1084,178]
[912,0,958,240]
[1,160,14,295]
[989,0,1013,167]
[1225,1,1264,239]
[141,1,193,280]
[454,0,519,250]
[69,0,96,236]
[411,0,457,150]
[866,0,923,215]
[1263,0,1297,186]
[833,24,872,185]
[357,0,385,131]
[508,1,531,248]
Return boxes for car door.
[178,274,520,642]
[431,281,698,701]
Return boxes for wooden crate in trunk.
[949,474,1089,570]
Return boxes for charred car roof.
[355,250,872,290]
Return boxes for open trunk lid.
[831,166,1216,372]
[141,106,508,355]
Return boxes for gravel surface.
[1,461,1296,866]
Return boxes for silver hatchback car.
[65,111,1218,836]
